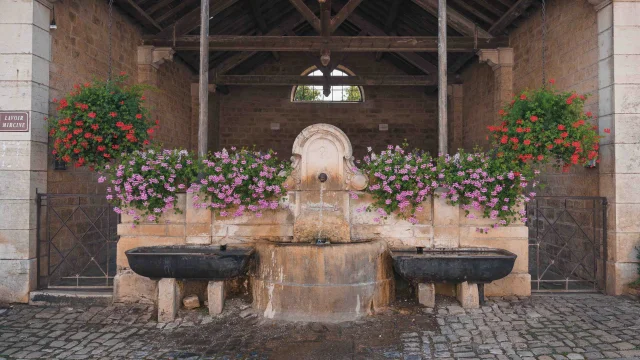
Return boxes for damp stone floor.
[0,294,640,360]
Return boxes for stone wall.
[47,0,195,195]
[114,191,530,303]
[217,53,439,159]
[460,0,600,197]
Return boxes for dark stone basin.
[391,247,516,283]
[125,245,254,280]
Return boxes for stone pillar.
[417,283,435,307]
[447,84,463,152]
[590,0,640,294]
[157,278,183,323]
[137,46,175,134]
[456,282,479,309]
[0,0,51,303]
[477,48,514,123]
[207,280,225,315]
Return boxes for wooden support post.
[198,0,209,158]
[438,0,448,155]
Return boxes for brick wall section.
[460,0,600,196]
[218,53,439,159]
[47,0,194,194]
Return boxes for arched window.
[292,66,364,103]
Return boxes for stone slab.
[207,281,224,315]
[158,278,183,323]
[417,283,435,307]
[0,228,36,259]
[456,282,479,309]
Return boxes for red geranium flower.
[604,128,611,134]
[530,115,538,122]
[88,112,96,118]
[558,124,566,130]
[136,114,142,119]
[524,139,531,145]
[109,112,117,118]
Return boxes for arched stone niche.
[290,123,368,191]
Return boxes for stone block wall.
[460,0,600,197]
[47,0,195,195]
[217,53,439,159]
[114,190,530,303]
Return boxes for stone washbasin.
[391,247,517,284]
[125,245,254,280]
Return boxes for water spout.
[318,173,328,183]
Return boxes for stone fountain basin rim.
[125,245,254,280]
[125,244,254,256]
[390,247,517,259]
[390,247,517,284]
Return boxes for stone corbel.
[477,48,514,71]
[137,46,176,69]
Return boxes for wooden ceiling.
[116,0,538,76]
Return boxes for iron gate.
[527,196,607,292]
[36,193,119,289]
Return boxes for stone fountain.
[251,124,394,322]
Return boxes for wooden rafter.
[118,0,162,31]
[155,0,199,24]
[288,0,322,33]
[155,0,240,38]
[450,0,534,73]
[450,0,495,25]
[375,0,403,61]
[210,74,438,86]
[146,0,175,16]
[329,3,438,74]
[144,35,510,52]
[212,11,308,75]
[330,0,364,33]
[248,0,280,61]
[488,0,536,35]
[411,0,492,37]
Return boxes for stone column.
[590,0,640,294]
[477,48,514,123]
[137,45,175,131]
[0,0,51,303]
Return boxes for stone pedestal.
[207,280,225,315]
[456,282,479,309]
[418,283,436,307]
[157,278,183,323]
[252,240,394,322]
[0,0,51,303]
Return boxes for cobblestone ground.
[1,294,640,359]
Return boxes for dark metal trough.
[125,245,254,280]
[391,247,517,284]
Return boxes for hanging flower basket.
[488,81,603,172]
[48,73,157,169]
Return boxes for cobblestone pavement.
[1,294,640,359]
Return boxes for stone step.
[29,289,113,306]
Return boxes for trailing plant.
[359,145,534,230]
[100,147,199,223]
[489,81,602,172]
[189,147,291,218]
[359,145,437,224]
[48,73,157,169]
[435,150,534,231]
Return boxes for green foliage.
[193,147,292,217]
[344,86,362,101]
[48,74,156,169]
[490,84,602,172]
[101,148,199,223]
[294,86,322,101]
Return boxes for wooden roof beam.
[489,0,536,35]
[248,0,280,61]
[117,0,162,31]
[329,2,438,74]
[410,0,492,37]
[288,0,322,33]
[154,0,240,38]
[209,74,439,86]
[145,35,510,52]
[330,0,364,33]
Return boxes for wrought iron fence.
[527,196,607,293]
[36,193,119,289]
